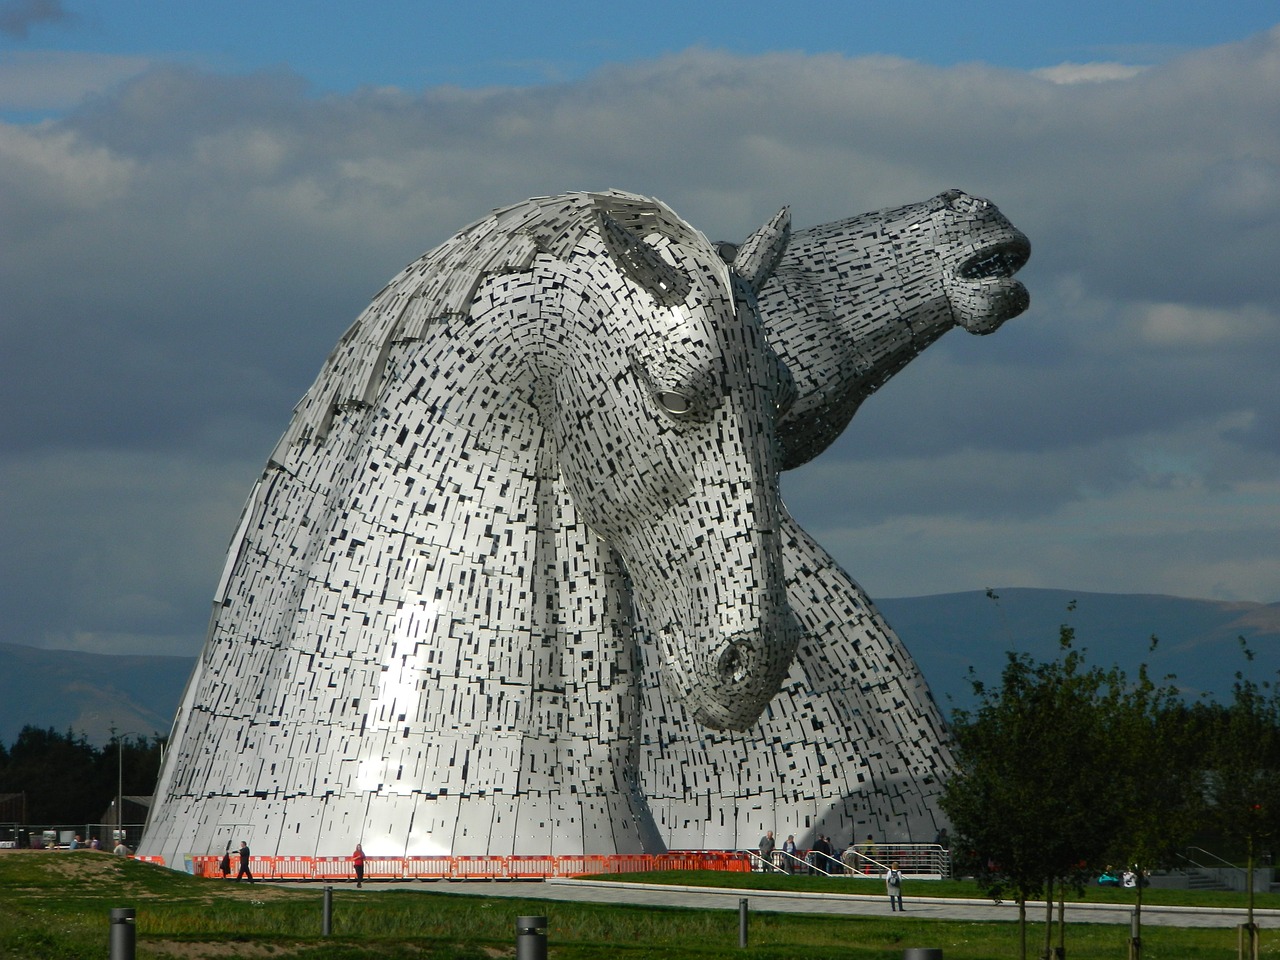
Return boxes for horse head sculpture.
[142,191,799,861]
[143,186,1032,864]
[750,188,1031,467]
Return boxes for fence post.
[1238,922,1259,960]
[739,897,748,948]
[109,907,136,960]
[516,915,547,960]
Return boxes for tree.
[1204,641,1280,953]
[1098,650,1203,958]
[942,616,1201,960]
[0,726,165,827]
[0,727,100,824]
[942,623,1113,959]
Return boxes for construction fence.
[177,850,752,881]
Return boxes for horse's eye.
[657,391,692,416]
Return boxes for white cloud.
[0,121,135,208]
[1134,302,1278,348]
[1032,62,1147,85]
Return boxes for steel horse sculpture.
[141,188,1029,864]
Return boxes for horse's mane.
[269,190,702,463]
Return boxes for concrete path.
[318,877,1280,929]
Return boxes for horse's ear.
[598,212,691,307]
[730,207,791,295]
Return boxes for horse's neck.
[762,215,954,468]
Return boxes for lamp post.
[113,727,122,841]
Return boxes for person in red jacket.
[352,843,366,887]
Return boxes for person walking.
[235,841,254,882]
[781,835,798,873]
[352,843,366,887]
[758,830,776,871]
[885,861,904,911]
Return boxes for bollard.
[109,907,136,960]
[739,897,748,948]
[322,885,333,936]
[516,915,547,960]
[903,949,943,960]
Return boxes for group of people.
[761,830,846,875]
[1097,866,1147,888]
[757,830,907,910]
[215,842,367,886]
[758,831,902,876]
[60,833,122,854]
[217,841,256,882]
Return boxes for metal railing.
[747,843,949,879]
[2,823,147,851]
[1175,846,1268,893]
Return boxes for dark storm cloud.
[0,0,69,39]
[2,28,1279,656]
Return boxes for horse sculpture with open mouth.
[141,187,1030,863]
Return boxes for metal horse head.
[282,191,800,731]
[752,188,1031,467]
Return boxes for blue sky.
[2,0,1280,661]
[6,1,1280,114]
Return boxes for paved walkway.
[316,877,1279,929]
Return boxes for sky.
[2,0,1280,661]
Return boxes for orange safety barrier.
[177,850,753,881]
[272,856,313,880]
[134,855,166,866]
[553,854,589,877]
[505,855,556,879]
[188,854,221,878]
[312,856,352,880]
[404,855,453,879]
[450,855,508,879]
[364,856,407,880]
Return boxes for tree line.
[941,600,1280,960]
[0,727,165,826]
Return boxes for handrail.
[747,850,787,874]
[1175,846,1250,891]
[838,843,949,878]
[776,849,810,873]
[1183,846,1241,871]
[751,843,950,879]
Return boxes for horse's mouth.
[948,231,1032,334]
[957,236,1030,281]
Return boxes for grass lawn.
[608,868,1280,910]
[0,852,1270,959]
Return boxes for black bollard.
[516,915,548,960]
[903,949,943,960]
[739,897,748,948]
[109,907,136,960]
[322,885,333,936]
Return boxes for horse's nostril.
[717,641,753,684]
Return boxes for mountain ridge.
[2,589,1277,744]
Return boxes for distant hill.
[0,642,191,746]
[2,589,1277,744]
[877,588,1280,712]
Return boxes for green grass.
[0,852,1272,959]
[607,868,1280,909]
